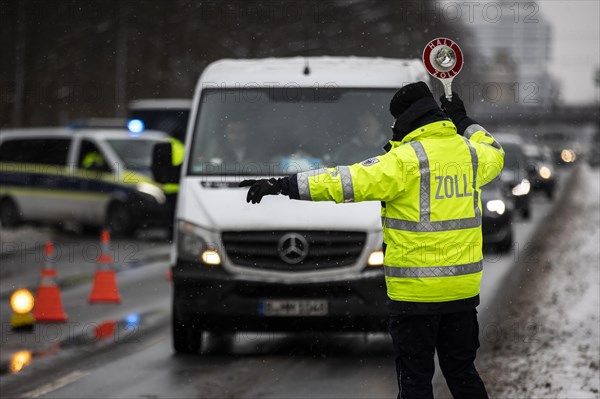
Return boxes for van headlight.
[367,250,384,266]
[177,221,221,265]
[511,179,530,196]
[485,200,506,215]
[136,182,166,204]
[201,250,221,265]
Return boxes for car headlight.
[177,221,221,265]
[512,179,530,196]
[136,182,166,204]
[539,166,552,180]
[485,199,506,215]
[561,149,576,163]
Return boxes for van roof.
[0,127,168,141]
[198,56,429,89]
[129,99,192,110]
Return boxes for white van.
[167,57,429,353]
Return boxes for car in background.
[0,128,175,236]
[128,98,191,143]
[493,133,532,219]
[481,177,513,252]
[536,130,579,166]
[524,144,557,199]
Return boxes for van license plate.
[259,300,328,316]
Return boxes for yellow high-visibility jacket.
[295,121,504,303]
[163,137,185,194]
[167,137,185,166]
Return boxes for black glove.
[239,178,283,204]
[439,92,467,121]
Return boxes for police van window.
[78,140,111,173]
[0,138,70,166]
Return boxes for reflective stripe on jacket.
[295,120,504,303]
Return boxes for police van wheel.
[106,202,134,237]
[0,198,22,228]
[172,312,202,354]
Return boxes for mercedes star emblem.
[277,233,309,264]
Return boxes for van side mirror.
[152,143,181,184]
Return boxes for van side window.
[78,140,111,173]
[0,138,70,165]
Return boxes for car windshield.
[188,88,396,175]
[107,139,163,170]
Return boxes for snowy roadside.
[478,165,600,398]
[0,226,57,257]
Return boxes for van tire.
[106,202,134,237]
[172,311,202,355]
[0,198,22,228]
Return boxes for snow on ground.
[0,226,54,256]
[479,165,600,398]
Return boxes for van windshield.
[107,139,163,171]
[188,88,396,175]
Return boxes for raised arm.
[440,93,504,186]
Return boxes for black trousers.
[388,309,489,399]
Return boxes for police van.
[154,57,430,353]
[128,98,191,143]
[0,127,176,235]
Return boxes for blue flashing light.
[127,119,145,136]
[124,313,141,329]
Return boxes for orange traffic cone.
[88,229,122,304]
[94,320,117,341]
[34,241,68,322]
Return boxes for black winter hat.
[389,81,434,118]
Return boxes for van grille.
[221,231,367,272]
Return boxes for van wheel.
[106,202,134,237]
[207,332,234,355]
[0,198,22,227]
[172,311,202,354]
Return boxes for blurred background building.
[1,0,597,132]
[0,0,478,127]
[460,0,557,110]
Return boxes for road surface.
[0,170,573,398]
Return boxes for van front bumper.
[172,260,389,332]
